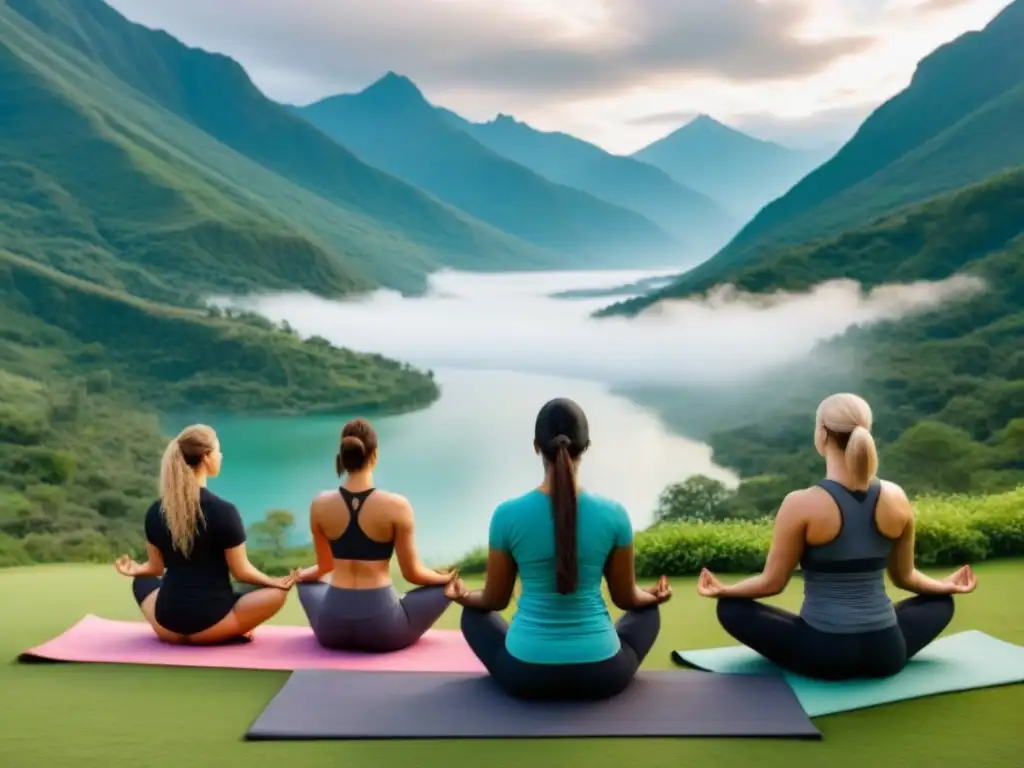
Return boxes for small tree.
[655,475,731,523]
[248,509,295,557]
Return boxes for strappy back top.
[327,488,395,562]
[799,479,897,634]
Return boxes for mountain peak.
[681,114,734,134]
[360,71,425,103]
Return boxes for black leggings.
[460,605,661,701]
[716,593,955,680]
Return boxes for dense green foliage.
[631,114,826,222]
[453,486,1024,578]
[0,251,440,565]
[294,74,682,265]
[633,485,1024,577]
[606,1,1024,315]
[614,164,1024,515]
[704,176,1024,505]
[654,475,746,524]
[437,109,733,253]
[1,0,556,300]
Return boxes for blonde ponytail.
[845,425,878,489]
[816,393,878,488]
[159,424,216,556]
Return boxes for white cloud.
[103,0,1013,152]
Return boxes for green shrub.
[453,485,1024,577]
[0,533,32,567]
[454,546,488,575]
[249,545,313,577]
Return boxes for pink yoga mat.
[18,614,486,673]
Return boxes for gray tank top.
[799,479,898,634]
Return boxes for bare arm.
[458,548,518,612]
[716,493,807,599]
[128,542,165,577]
[224,543,287,588]
[604,545,659,610]
[298,504,334,582]
[886,505,957,595]
[393,497,450,586]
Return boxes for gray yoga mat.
[245,669,821,740]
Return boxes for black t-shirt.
[145,488,247,602]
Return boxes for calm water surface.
[176,367,735,563]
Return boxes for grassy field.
[3,561,1023,768]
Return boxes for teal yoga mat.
[671,630,1024,717]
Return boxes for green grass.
[3,561,1023,767]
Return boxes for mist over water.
[205,268,984,557]
[222,269,985,389]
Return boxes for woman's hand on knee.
[443,572,469,603]
[696,568,725,598]
[267,569,300,591]
[114,554,144,577]
[942,565,977,594]
[643,575,672,604]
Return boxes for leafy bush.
[454,546,488,575]
[453,485,1024,577]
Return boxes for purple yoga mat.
[18,614,486,673]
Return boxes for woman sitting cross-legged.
[295,417,455,652]
[114,424,297,645]
[444,397,672,701]
[697,393,977,681]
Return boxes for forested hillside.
[0,250,440,564]
[605,0,1024,317]
[627,169,1024,515]
[1,0,561,300]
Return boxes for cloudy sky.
[106,0,1012,153]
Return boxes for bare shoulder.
[878,479,913,527]
[765,488,814,529]
[780,487,819,514]
[374,490,413,516]
[311,490,338,509]
[879,478,909,503]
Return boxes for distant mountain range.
[434,108,736,257]
[605,0,1024,316]
[631,115,831,222]
[294,74,691,267]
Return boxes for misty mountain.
[631,115,827,221]
[1,0,566,300]
[293,74,682,266]
[609,0,1024,314]
[437,108,735,257]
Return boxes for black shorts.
[132,576,246,636]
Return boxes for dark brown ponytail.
[548,434,578,594]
